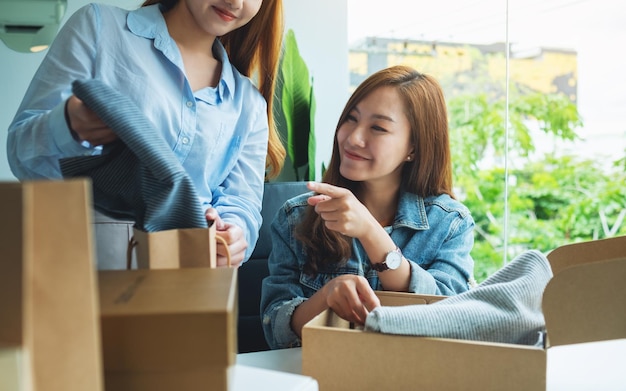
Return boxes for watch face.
[385,250,403,270]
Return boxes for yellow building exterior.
[349,37,577,103]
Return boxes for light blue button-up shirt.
[7,4,269,259]
[261,191,475,349]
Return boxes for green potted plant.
[273,29,316,182]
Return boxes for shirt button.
[186,101,193,108]
[182,137,190,144]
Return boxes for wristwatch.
[371,247,404,272]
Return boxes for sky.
[346,0,625,48]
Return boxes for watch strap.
[371,261,390,272]
[371,247,403,272]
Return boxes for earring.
[406,155,412,161]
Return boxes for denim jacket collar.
[394,191,430,231]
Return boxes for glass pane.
[348,0,626,281]
[508,0,626,260]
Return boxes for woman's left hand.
[205,208,248,267]
[322,275,381,325]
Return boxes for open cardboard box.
[302,235,626,391]
[98,267,237,391]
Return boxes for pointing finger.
[307,193,331,206]
[307,182,347,199]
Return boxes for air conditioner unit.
[0,0,66,53]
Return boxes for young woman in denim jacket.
[261,65,476,349]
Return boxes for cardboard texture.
[131,224,217,269]
[98,267,238,391]
[0,179,103,391]
[302,236,626,391]
[546,234,626,275]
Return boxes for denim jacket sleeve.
[400,194,475,295]
[260,195,312,349]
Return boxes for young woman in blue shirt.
[7,0,286,267]
[261,65,476,349]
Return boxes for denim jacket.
[260,190,475,349]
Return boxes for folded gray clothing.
[60,79,207,232]
[364,250,553,346]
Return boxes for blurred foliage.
[449,91,626,282]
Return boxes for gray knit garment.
[60,79,208,232]
[364,250,553,346]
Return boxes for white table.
[232,363,317,391]
[237,347,305,375]
[237,339,626,390]
[234,348,316,390]
[547,339,626,390]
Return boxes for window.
[348,0,626,281]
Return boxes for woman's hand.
[205,208,248,267]
[307,181,410,292]
[306,181,377,240]
[66,95,117,146]
[321,275,381,325]
[291,275,381,337]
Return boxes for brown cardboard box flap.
[544,235,626,347]
[547,234,626,275]
[376,290,446,306]
[99,267,237,316]
[543,256,626,347]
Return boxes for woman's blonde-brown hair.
[297,65,454,275]
[141,0,286,178]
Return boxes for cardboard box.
[132,225,218,269]
[302,236,626,391]
[0,179,103,391]
[98,267,237,391]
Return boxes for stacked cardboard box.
[0,179,239,391]
[99,267,237,391]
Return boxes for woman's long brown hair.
[296,65,454,276]
[141,0,286,178]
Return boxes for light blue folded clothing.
[364,250,553,346]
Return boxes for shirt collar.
[127,4,165,41]
[126,5,235,102]
[192,41,234,104]
[211,39,235,102]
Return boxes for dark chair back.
[237,181,309,353]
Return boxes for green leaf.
[280,29,313,176]
[307,80,316,180]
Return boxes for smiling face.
[336,86,415,187]
[181,0,263,38]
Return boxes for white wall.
[0,0,348,181]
